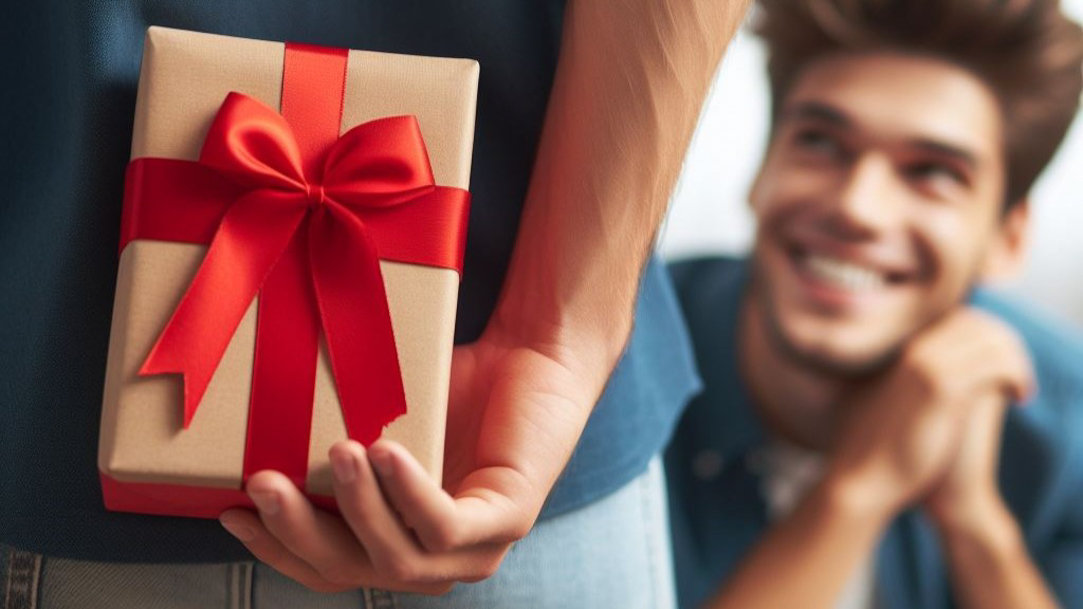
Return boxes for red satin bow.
[136,91,468,448]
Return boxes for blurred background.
[660,0,1083,327]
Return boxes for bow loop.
[199,92,309,193]
[322,115,439,209]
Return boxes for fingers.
[368,440,530,549]
[953,313,1035,403]
[962,342,1033,404]
[220,503,454,596]
[327,440,429,580]
[218,508,352,594]
[242,470,371,587]
[227,437,528,592]
[364,440,461,550]
[225,471,457,595]
[916,308,1035,405]
[971,392,1011,469]
[329,440,512,583]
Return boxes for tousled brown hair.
[755,0,1083,207]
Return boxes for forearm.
[937,500,1060,609]
[494,0,749,365]
[706,477,890,609]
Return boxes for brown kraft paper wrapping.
[98,26,479,504]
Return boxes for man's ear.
[748,128,781,214]
[980,199,1031,283]
[747,164,768,213]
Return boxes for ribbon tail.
[140,190,307,428]
[309,203,408,445]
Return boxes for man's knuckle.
[1001,329,1029,360]
[427,520,462,551]
[973,312,1023,351]
[469,558,503,582]
[434,582,456,596]
[383,556,421,582]
[958,307,995,328]
[458,546,511,584]
[505,516,533,542]
[347,497,376,522]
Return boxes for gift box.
[98,26,479,518]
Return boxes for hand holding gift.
[100,26,607,596]
[219,324,607,594]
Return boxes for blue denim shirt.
[0,1,701,562]
[665,256,1083,609]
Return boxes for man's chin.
[751,270,922,379]
[789,341,902,378]
[768,319,906,379]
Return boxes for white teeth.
[803,254,887,291]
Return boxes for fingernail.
[368,447,393,478]
[220,516,255,541]
[249,490,280,515]
[331,448,357,483]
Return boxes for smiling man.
[665,1,1083,608]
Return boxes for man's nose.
[829,153,901,238]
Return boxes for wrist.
[934,495,1023,556]
[483,300,633,404]
[489,256,637,375]
[925,482,1005,529]
[817,469,900,530]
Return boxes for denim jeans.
[1,456,674,609]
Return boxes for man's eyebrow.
[910,139,980,169]
[783,100,982,169]
[780,101,851,126]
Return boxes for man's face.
[749,52,1012,375]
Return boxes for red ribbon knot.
[306,183,328,209]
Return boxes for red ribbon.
[121,43,469,488]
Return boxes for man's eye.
[793,129,841,157]
[906,162,967,186]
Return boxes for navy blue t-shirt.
[0,1,700,562]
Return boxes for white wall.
[660,0,1083,327]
